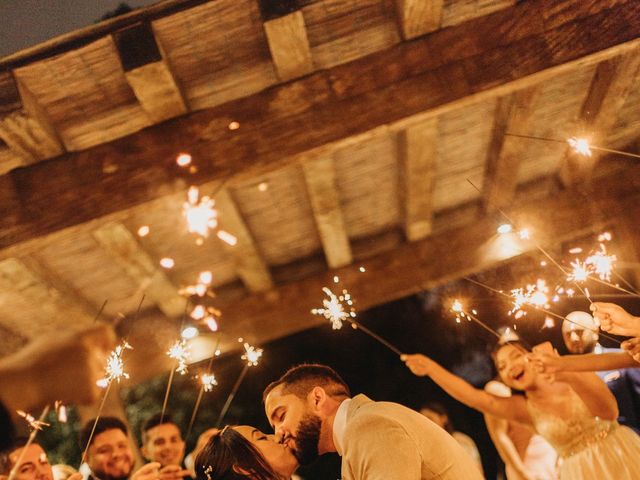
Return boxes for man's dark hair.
[141,413,181,445]
[262,364,350,402]
[79,416,128,450]
[420,401,453,433]
[0,438,34,474]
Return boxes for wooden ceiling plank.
[483,86,540,213]
[395,0,444,39]
[301,156,352,268]
[1,0,639,249]
[92,222,185,318]
[559,49,640,186]
[113,22,188,123]
[215,189,274,292]
[0,72,64,163]
[264,10,314,82]
[398,119,437,241]
[0,257,94,338]
[214,163,640,351]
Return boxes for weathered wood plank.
[264,11,314,82]
[301,156,352,268]
[92,222,185,318]
[483,87,540,212]
[1,0,639,249]
[398,119,437,241]
[395,0,444,39]
[113,23,188,123]
[215,189,274,292]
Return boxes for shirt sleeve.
[345,415,422,480]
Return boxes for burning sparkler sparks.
[585,244,616,282]
[168,340,191,375]
[510,279,550,316]
[97,341,132,387]
[201,373,218,392]
[183,187,218,238]
[568,259,590,283]
[241,342,263,367]
[176,153,192,167]
[311,287,356,330]
[16,410,50,431]
[567,137,592,157]
[450,299,501,338]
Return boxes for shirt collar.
[332,398,351,456]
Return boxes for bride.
[194,425,298,480]
[403,341,640,479]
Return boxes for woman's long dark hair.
[194,427,281,480]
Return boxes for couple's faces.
[88,429,135,480]
[8,445,53,480]
[233,426,297,477]
[264,386,322,466]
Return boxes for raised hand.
[591,302,640,337]
[401,353,434,377]
[621,337,640,363]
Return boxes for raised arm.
[559,371,619,420]
[403,354,532,426]
[591,302,640,337]
[529,350,637,373]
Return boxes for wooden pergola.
[1,0,640,390]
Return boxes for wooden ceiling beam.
[483,87,540,213]
[92,222,186,318]
[113,22,188,123]
[212,163,640,353]
[559,49,640,186]
[398,119,437,241]
[263,10,314,82]
[0,257,94,338]
[1,0,639,249]
[0,72,64,164]
[215,189,274,292]
[301,156,352,268]
[394,0,443,39]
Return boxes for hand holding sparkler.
[621,338,640,363]
[401,354,435,377]
[0,324,116,413]
[591,302,640,337]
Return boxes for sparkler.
[186,335,222,438]
[7,405,51,480]
[509,279,550,317]
[504,133,640,160]
[216,342,263,427]
[451,299,502,339]
[167,339,191,375]
[184,186,218,238]
[16,410,50,431]
[312,285,403,356]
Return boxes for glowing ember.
[241,343,263,367]
[181,326,199,340]
[191,305,206,320]
[160,257,175,269]
[228,121,240,130]
[16,410,50,431]
[199,271,213,285]
[543,317,555,329]
[98,341,132,387]
[54,401,68,423]
[201,373,218,392]
[217,230,238,246]
[205,317,219,332]
[497,224,513,234]
[176,153,192,167]
[568,260,590,282]
[567,137,592,157]
[311,287,356,330]
[518,229,530,240]
[167,339,191,375]
[258,182,268,192]
[586,245,616,281]
[183,187,218,238]
[510,279,550,316]
[137,226,150,237]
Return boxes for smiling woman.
[194,426,297,480]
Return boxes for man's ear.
[308,386,327,412]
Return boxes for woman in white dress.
[403,341,640,479]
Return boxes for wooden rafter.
[263,10,314,82]
[394,0,443,39]
[559,49,640,186]
[200,162,640,354]
[398,119,437,241]
[1,0,639,249]
[301,156,352,268]
[92,222,185,318]
[0,72,64,163]
[113,22,188,123]
[483,87,540,213]
[215,189,274,292]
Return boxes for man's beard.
[92,466,132,480]
[292,413,322,466]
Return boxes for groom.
[263,364,483,479]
